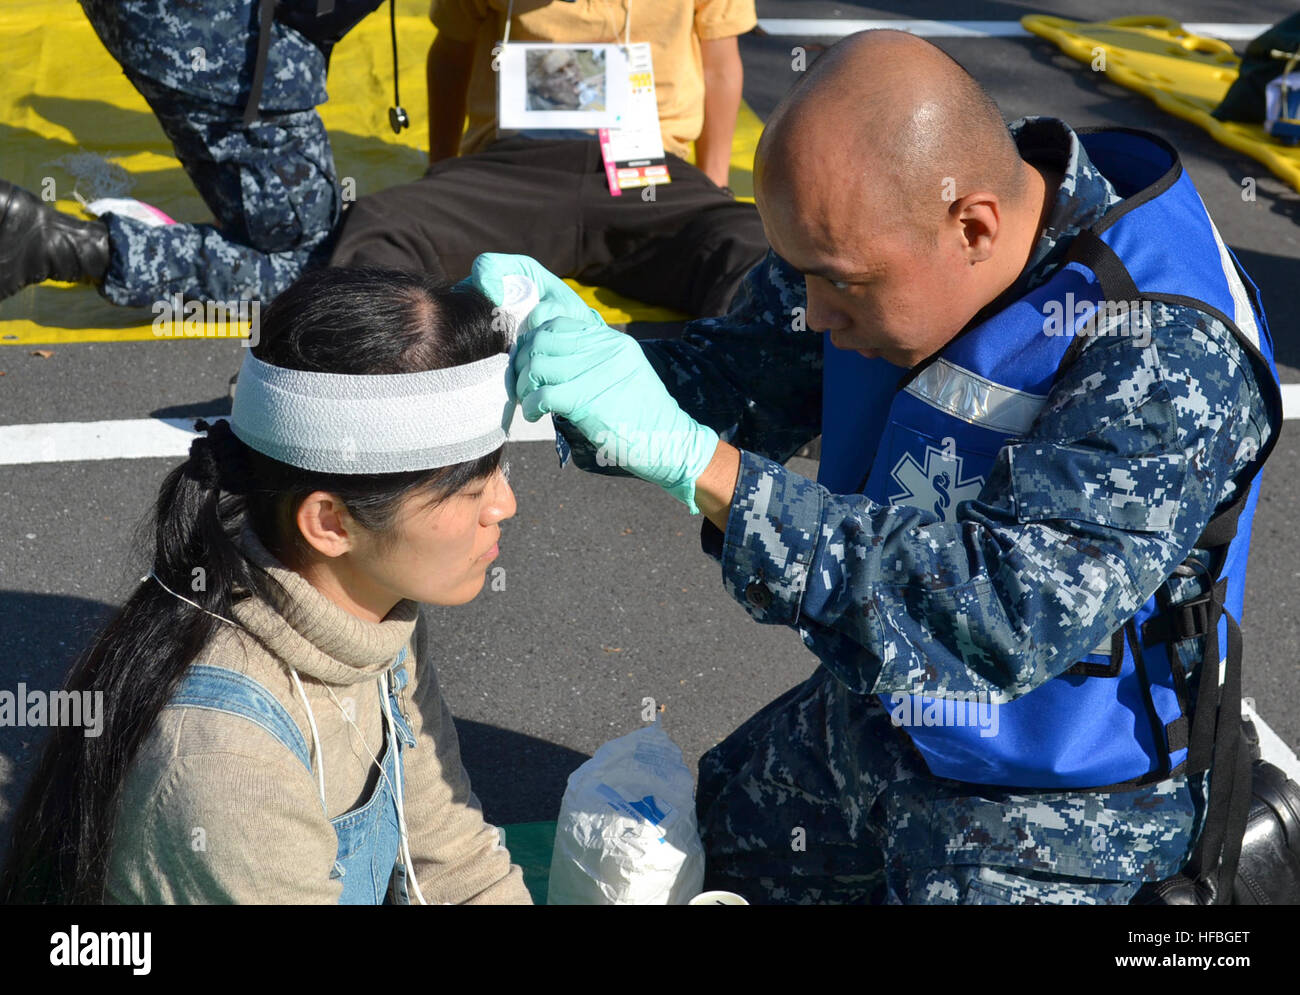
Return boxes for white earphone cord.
[379,677,429,905]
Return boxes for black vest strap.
[1056,229,1142,370]
[1125,620,1173,780]
[1062,227,1141,301]
[1177,602,1250,903]
[1186,579,1229,774]
[243,0,278,126]
[1196,491,1248,551]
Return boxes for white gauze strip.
[229,351,515,473]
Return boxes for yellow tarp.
[0,0,763,346]
[1022,14,1300,194]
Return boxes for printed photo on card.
[499,43,630,129]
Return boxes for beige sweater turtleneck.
[104,526,532,904]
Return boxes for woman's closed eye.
[464,464,509,499]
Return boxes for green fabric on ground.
[499,821,557,905]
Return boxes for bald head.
[751,31,1054,369]
[757,30,1026,242]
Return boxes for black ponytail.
[0,266,509,903]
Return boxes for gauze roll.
[499,274,541,341]
[496,275,540,437]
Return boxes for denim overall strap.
[167,652,416,904]
[332,648,415,905]
[168,664,313,770]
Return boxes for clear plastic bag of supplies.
[1265,71,1300,144]
[547,722,705,905]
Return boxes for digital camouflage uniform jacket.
[554,117,1276,903]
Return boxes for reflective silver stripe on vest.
[904,357,1048,436]
[1204,207,1262,353]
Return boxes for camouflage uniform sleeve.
[702,302,1274,701]
[553,250,823,474]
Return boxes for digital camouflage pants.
[696,666,1208,904]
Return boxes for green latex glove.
[512,299,721,514]
[464,252,603,329]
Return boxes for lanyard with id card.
[494,0,670,196]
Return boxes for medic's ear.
[951,190,1001,262]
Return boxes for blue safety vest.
[818,128,1284,789]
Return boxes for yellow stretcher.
[0,0,763,347]
[1022,14,1300,195]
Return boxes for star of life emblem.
[888,444,985,522]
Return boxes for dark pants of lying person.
[329,136,769,318]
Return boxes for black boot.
[0,179,110,300]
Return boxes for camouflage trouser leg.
[895,865,1143,904]
[697,669,892,904]
[698,666,1207,905]
[99,72,341,306]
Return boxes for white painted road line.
[756,19,1270,41]
[0,412,559,467]
[0,417,199,466]
[1244,699,1300,783]
[1282,383,1300,422]
[2,388,1298,466]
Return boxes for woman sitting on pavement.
[0,265,533,904]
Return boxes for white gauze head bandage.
[229,276,538,474]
